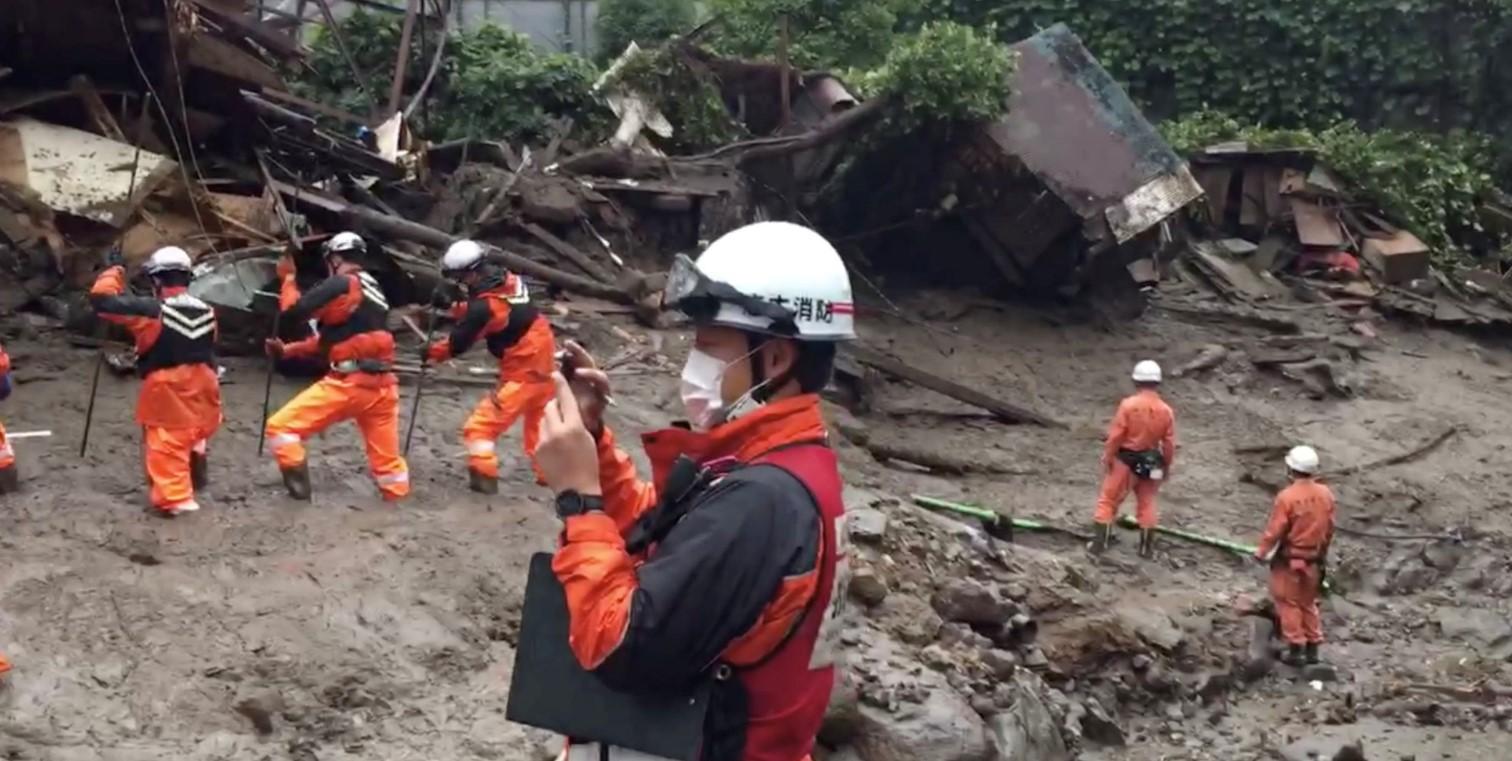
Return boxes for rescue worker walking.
[0,338,16,493]
[1091,360,1176,557]
[264,232,409,501]
[426,240,556,493]
[1255,445,1335,666]
[534,221,854,761]
[90,247,222,515]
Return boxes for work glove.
[104,246,124,268]
[0,373,11,401]
[264,339,285,359]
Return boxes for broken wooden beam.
[68,75,125,142]
[520,222,616,284]
[860,438,1032,476]
[842,344,1065,428]
[312,192,642,306]
[1157,302,1303,335]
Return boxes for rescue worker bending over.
[90,247,222,516]
[428,240,557,493]
[1091,360,1176,557]
[264,232,410,501]
[535,221,853,761]
[1256,445,1335,667]
[0,339,16,493]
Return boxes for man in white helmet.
[1091,359,1177,557]
[530,221,853,761]
[90,246,223,516]
[264,231,409,501]
[1255,445,1335,666]
[426,239,557,493]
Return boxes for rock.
[920,645,954,672]
[850,508,889,544]
[1163,702,1185,721]
[1420,541,1464,572]
[1001,582,1028,602]
[1302,663,1339,683]
[1194,669,1233,701]
[1241,617,1276,681]
[1114,603,1184,652]
[1131,654,1153,672]
[983,649,1019,681]
[971,696,997,718]
[820,673,864,747]
[1435,607,1512,650]
[875,594,943,645]
[854,680,989,761]
[234,690,285,735]
[985,673,1070,761]
[932,579,1014,628]
[1079,697,1126,746]
[1140,663,1178,695]
[827,748,864,761]
[1022,647,1050,670]
[849,566,890,607]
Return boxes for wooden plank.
[186,33,285,90]
[67,75,125,142]
[188,0,306,60]
[842,344,1065,428]
[520,222,615,285]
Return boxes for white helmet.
[1132,360,1163,383]
[667,221,855,341]
[144,246,193,276]
[442,239,485,277]
[1285,445,1320,474]
[325,231,366,256]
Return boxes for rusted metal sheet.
[988,24,1202,240]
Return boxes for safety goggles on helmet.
[665,253,798,336]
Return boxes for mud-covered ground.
[1,283,1510,760]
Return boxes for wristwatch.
[555,490,605,519]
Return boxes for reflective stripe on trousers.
[565,744,677,761]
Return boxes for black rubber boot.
[1304,642,1320,665]
[0,464,17,494]
[281,463,312,501]
[1282,644,1305,667]
[1088,523,1112,554]
[191,452,209,490]
[1138,529,1156,559]
[469,468,499,495]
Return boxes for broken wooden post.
[388,0,420,116]
[842,344,1066,428]
[68,75,126,142]
[520,222,616,285]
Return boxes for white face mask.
[679,346,767,431]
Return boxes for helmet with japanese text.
[144,246,193,277]
[665,221,856,341]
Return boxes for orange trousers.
[462,380,553,480]
[266,376,410,500]
[1094,459,1161,528]
[0,418,12,469]
[141,425,215,512]
[1270,561,1324,645]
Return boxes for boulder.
[853,682,989,761]
[985,673,1070,761]
[820,672,864,747]
[874,594,943,645]
[983,649,1019,681]
[1435,607,1512,648]
[849,566,890,607]
[932,579,1014,628]
[849,508,889,544]
[1078,697,1126,746]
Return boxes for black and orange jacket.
[553,394,828,687]
[280,263,396,372]
[90,266,221,429]
[1258,478,1336,562]
[427,272,555,384]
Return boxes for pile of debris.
[1178,142,1512,332]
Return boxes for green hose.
[910,495,1073,535]
[1116,515,1258,555]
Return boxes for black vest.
[320,271,389,346]
[485,299,540,358]
[138,294,216,376]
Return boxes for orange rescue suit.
[1094,388,1176,529]
[90,266,222,513]
[0,341,12,470]
[426,273,556,480]
[1258,478,1336,646]
[264,264,410,500]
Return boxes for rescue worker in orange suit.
[264,231,410,501]
[270,247,327,378]
[0,338,16,494]
[1090,359,1176,558]
[1255,445,1336,666]
[534,221,854,761]
[427,240,557,494]
[90,247,223,516]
